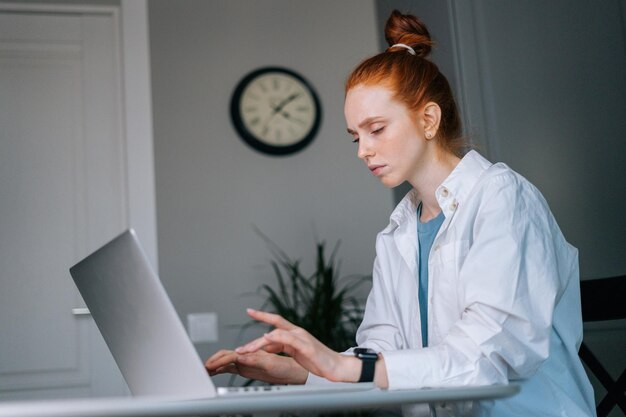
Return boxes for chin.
[379,176,403,188]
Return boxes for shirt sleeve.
[382,173,564,389]
[355,251,409,352]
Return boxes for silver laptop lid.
[69,229,215,398]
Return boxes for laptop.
[69,229,375,399]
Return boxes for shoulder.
[476,162,548,208]
[465,162,558,238]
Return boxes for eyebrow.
[346,116,384,135]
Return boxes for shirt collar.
[436,150,492,218]
[387,150,493,229]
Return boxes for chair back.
[579,275,626,417]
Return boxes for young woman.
[206,10,595,417]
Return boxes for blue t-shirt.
[417,204,445,347]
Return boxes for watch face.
[231,67,321,156]
[354,348,378,360]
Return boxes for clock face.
[231,67,321,156]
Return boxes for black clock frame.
[230,66,322,156]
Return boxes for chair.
[579,275,626,417]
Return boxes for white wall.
[149,0,390,384]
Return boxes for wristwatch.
[353,347,378,382]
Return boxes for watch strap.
[354,348,377,383]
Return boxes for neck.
[410,148,460,222]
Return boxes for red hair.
[346,10,466,157]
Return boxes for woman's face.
[344,85,431,188]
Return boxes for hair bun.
[384,10,433,58]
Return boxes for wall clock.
[230,67,322,156]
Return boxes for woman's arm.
[235,309,390,388]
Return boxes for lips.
[368,164,386,176]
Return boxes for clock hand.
[272,93,300,114]
[279,111,305,126]
[263,93,301,131]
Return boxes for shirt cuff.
[382,348,442,390]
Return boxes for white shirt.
[308,151,595,416]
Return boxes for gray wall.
[149,0,391,384]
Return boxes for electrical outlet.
[187,312,218,343]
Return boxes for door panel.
[0,10,127,398]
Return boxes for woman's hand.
[204,348,308,385]
[234,309,362,383]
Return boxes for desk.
[0,384,519,417]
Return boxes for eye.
[347,131,359,143]
[371,126,385,135]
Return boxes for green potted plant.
[242,228,371,353]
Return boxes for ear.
[421,102,441,140]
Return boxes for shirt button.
[433,244,440,251]
[449,201,458,211]
[441,188,449,197]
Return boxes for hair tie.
[390,43,416,56]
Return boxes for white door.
[0,7,133,399]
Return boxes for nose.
[357,139,374,160]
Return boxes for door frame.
[0,0,158,270]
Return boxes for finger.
[236,352,267,367]
[246,309,297,331]
[235,335,268,353]
[235,337,283,355]
[213,363,238,376]
[205,349,235,363]
[235,353,254,365]
[205,351,237,370]
[261,344,284,354]
[264,329,313,357]
[205,350,235,367]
